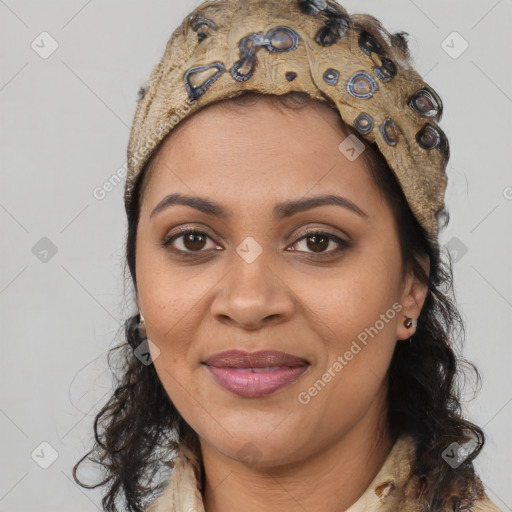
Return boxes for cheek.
[151,355,215,440]
[291,254,401,405]
[296,251,401,345]
[336,280,400,368]
[136,234,209,339]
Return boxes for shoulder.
[469,493,504,512]
[399,476,504,512]
[395,435,504,512]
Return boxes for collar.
[144,433,500,512]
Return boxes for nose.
[210,252,295,331]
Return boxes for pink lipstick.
[203,350,310,398]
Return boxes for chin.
[199,424,308,467]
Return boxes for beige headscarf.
[125,0,450,254]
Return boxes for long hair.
[72,87,486,512]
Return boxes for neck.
[200,388,395,512]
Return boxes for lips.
[203,349,309,368]
[203,350,310,398]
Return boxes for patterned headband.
[126,0,449,254]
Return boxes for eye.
[289,230,350,258]
[162,227,350,259]
[162,228,219,256]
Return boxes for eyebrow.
[149,192,368,220]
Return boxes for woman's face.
[135,97,428,467]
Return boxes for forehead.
[140,97,383,216]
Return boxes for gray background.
[1,0,511,510]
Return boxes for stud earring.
[403,316,417,343]
[138,312,147,339]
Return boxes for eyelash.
[161,227,351,259]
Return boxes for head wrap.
[125,0,449,254]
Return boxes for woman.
[73,1,503,511]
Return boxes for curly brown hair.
[72,21,487,512]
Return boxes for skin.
[135,97,429,512]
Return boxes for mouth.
[202,350,310,398]
[203,349,309,368]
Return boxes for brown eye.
[182,232,207,251]
[292,231,350,257]
[305,234,330,252]
[162,229,217,255]
[162,228,350,260]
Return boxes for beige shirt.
[145,434,503,512]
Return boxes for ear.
[395,254,430,341]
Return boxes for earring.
[138,311,147,339]
[403,316,417,343]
